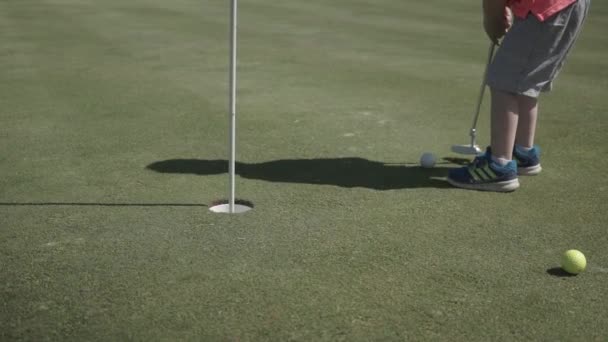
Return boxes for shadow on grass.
[0,202,206,207]
[443,157,472,166]
[146,157,463,190]
[546,267,577,277]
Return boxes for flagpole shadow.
[0,202,207,207]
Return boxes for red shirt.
[508,0,578,21]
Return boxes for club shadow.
[146,157,454,190]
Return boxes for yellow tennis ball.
[561,249,587,275]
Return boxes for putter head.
[451,144,483,155]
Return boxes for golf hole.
[209,199,254,214]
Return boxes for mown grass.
[1,0,607,340]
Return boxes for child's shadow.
[146,157,469,190]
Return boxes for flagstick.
[209,0,251,214]
[228,0,237,213]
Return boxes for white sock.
[516,145,533,152]
[491,156,511,166]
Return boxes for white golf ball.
[420,152,436,168]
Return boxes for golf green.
[1,0,607,340]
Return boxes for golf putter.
[452,42,496,155]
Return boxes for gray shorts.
[486,0,590,98]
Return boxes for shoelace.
[469,155,489,170]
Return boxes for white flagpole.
[228,0,237,213]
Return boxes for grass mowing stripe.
[0,0,230,201]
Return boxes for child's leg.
[489,91,539,160]
[490,89,518,162]
[447,86,520,192]
[515,95,538,148]
[513,95,543,175]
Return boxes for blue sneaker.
[514,145,542,176]
[447,148,519,192]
